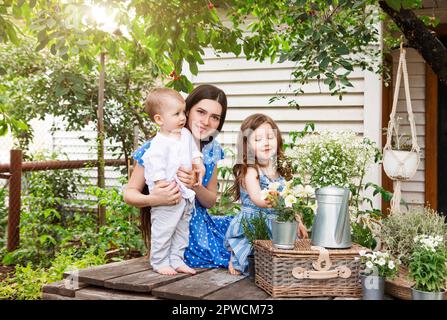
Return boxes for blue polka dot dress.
[132,138,234,269]
[224,172,285,274]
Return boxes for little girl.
[225,113,308,275]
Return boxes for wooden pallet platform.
[42,257,373,300]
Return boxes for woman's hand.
[177,166,196,189]
[151,180,181,206]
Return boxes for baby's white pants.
[149,198,193,270]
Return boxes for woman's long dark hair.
[139,84,228,250]
[230,113,292,201]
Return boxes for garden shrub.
[0,248,106,300]
[379,207,447,266]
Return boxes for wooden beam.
[381,56,393,215]
[425,64,438,209]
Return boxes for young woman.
[124,84,233,269]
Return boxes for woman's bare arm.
[192,166,219,209]
[123,162,181,208]
[177,165,219,209]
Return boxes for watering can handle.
[334,188,350,244]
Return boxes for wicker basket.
[385,266,447,300]
[254,239,367,298]
[385,266,413,300]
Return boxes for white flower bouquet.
[286,130,377,188]
[358,250,399,279]
[261,180,316,223]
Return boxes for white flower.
[388,261,395,269]
[359,250,366,256]
[377,258,386,266]
[284,195,297,208]
[304,185,315,196]
[366,261,374,269]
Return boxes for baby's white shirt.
[141,128,201,201]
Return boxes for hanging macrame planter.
[383,44,421,214]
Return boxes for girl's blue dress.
[224,171,285,274]
[133,139,233,268]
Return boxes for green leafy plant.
[0,248,106,300]
[84,185,145,259]
[209,148,241,216]
[241,212,271,245]
[359,250,399,279]
[409,235,447,293]
[379,207,447,267]
[383,117,413,151]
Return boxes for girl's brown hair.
[230,113,292,201]
[140,84,228,250]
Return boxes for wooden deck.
[42,257,366,300]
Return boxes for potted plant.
[241,212,270,280]
[383,118,419,180]
[261,180,315,250]
[286,130,377,248]
[358,250,398,300]
[409,234,447,300]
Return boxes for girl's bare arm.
[244,167,271,208]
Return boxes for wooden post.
[8,149,22,252]
[97,52,106,226]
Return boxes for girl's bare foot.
[228,259,241,275]
[155,266,178,276]
[175,264,197,275]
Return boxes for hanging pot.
[271,219,297,250]
[383,149,419,180]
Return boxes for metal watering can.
[311,186,352,249]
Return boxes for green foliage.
[380,207,447,267]
[209,148,241,216]
[241,212,271,245]
[1,156,144,267]
[352,220,377,249]
[0,39,156,161]
[230,0,383,101]
[409,235,447,293]
[83,185,145,258]
[0,248,106,300]
[0,185,7,248]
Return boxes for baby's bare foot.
[155,266,178,276]
[175,265,197,275]
[228,259,241,275]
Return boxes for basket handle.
[292,266,351,280]
[291,246,352,280]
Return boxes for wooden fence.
[0,149,126,252]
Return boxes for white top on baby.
[141,127,202,201]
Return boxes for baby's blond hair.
[144,88,184,121]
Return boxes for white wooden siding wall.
[391,49,426,208]
[189,48,378,187]
[52,120,124,190]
